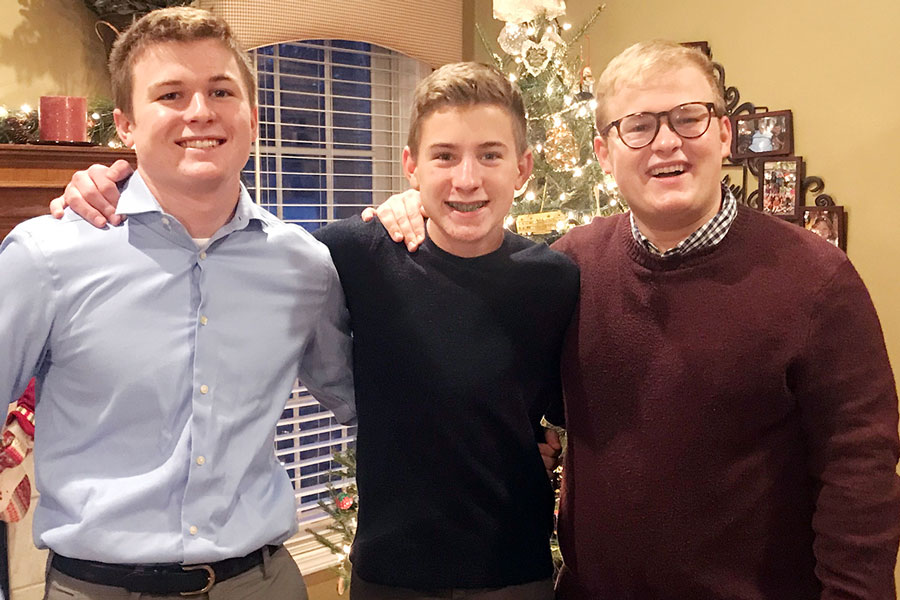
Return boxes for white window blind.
[240,41,428,543]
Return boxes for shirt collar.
[630,185,738,258]
[115,171,262,235]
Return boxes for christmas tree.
[306,450,357,595]
[486,1,625,243]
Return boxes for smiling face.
[594,65,732,249]
[114,39,257,201]
[403,104,532,258]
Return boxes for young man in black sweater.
[53,63,579,599]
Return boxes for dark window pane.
[334,175,372,191]
[333,159,373,175]
[280,91,324,111]
[283,190,327,206]
[332,40,370,52]
[278,43,323,61]
[333,81,371,98]
[334,128,371,147]
[279,58,324,79]
[333,65,370,83]
[333,112,373,131]
[334,204,369,220]
[334,191,374,206]
[333,97,371,115]
[283,173,326,191]
[283,204,326,223]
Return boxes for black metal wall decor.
[692,42,847,251]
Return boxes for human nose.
[650,115,682,152]
[184,92,214,122]
[452,155,480,189]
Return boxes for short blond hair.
[407,62,527,156]
[594,40,725,128]
[109,6,256,117]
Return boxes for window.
[244,40,429,231]
[241,40,428,569]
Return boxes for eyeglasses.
[600,102,720,149]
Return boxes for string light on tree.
[478,0,625,242]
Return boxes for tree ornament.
[493,0,566,24]
[497,22,529,56]
[575,66,594,102]
[544,122,578,170]
[336,492,354,510]
[541,26,566,54]
[522,38,554,75]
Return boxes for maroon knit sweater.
[551,206,900,600]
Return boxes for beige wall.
[467,0,900,390]
[3,0,898,595]
[0,0,110,108]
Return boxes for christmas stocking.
[0,418,34,523]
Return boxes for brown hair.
[594,40,725,128]
[109,6,256,116]
[407,62,527,156]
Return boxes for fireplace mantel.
[0,144,136,238]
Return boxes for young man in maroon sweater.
[52,41,900,599]
[548,40,900,599]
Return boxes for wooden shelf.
[0,144,136,238]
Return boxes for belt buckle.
[180,564,215,596]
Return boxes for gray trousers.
[349,570,554,600]
[43,546,308,600]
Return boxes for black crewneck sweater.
[315,217,579,590]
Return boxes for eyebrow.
[427,141,510,150]
[149,74,240,89]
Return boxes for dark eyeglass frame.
[599,102,721,149]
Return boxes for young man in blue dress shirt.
[0,8,354,599]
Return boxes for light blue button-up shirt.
[0,173,355,564]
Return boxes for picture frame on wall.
[731,110,793,160]
[802,205,846,251]
[759,156,803,217]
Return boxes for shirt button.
[189,525,198,536]
[196,456,206,466]
[199,251,207,260]
[161,216,170,227]
[200,385,209,394]
[200,316,208,326]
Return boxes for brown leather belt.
[51,545,280,596]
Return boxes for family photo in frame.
[732,110,793,160]
[759,156,803,217]
[803,205,846,250]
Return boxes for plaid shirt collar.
[630,186,737,258]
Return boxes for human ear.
[594,135,612,174]
[401,146,420,190]
[718,116,733,160]
[515,148,534,189]
[113,108,136,148]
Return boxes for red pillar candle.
[39,96,88,142]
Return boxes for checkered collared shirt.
[630,186,738,258]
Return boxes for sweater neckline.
[422,230,517,268]
[622,207,750,271]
